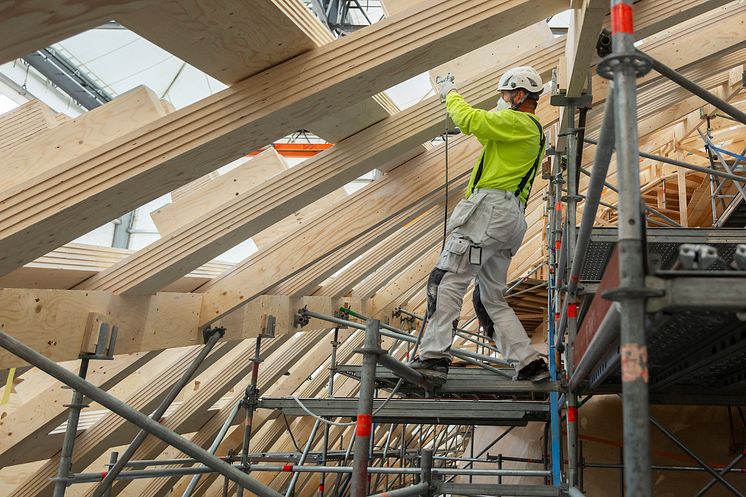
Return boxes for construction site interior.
[1,1,746,496]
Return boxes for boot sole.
[530,370,551,383]
[416,369,448,384]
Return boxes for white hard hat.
[497,66,544,94]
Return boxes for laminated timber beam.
[4,86,173,191]
[73,331,324,497]
[71,33,565,297]
[265,203,435,299]
[0,351,158,468]
[0,287,351,368]
[0,0,566,278]
[3,342,240,497]
[316,204,450,298]
[368,248,440,316]
[0,243,233,292]
[0,1,151,65]
[118,0,399,143]
[133,331,363,497]
[0,99,64,152]
[563,0,607,97]
[117,0,329,85]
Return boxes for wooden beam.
[0,1,150,65]
[0,351,157,467]
[71,35,564,296]
[5,86,172,192]
[0,0,566,279]
[328,207,447,299]
[369,248,439,315]
[119,0,398,143]
[0,243,232,292]
[118,0,326,85]
[564,0,607,97]
[150,148,288,236]
[266,201,432,299]
[0,99,63,152]
[196,135,479,326]
[429,21,554,86]
[6,342,237,497]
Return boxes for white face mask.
[495,96,511,111]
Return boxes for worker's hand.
[436,73,457,102]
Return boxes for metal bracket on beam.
[550,94,593,109]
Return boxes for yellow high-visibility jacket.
[446,92,545,204]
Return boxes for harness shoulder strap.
[514,114,545,202]
[470,150,486,195]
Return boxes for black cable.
[442,112,450,251]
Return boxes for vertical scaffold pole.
[320,327,340,497]
[52,358,91,497]
[604,1,652,495]
[546,173,563,485]
[237,335,263,497]
[563,103,579,487]
[352,319,380,497]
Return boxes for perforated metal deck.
[336,365,562,400]
[580,227,746,281]
[257,398,549,426]
[577,228,746,404]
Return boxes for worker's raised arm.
[445,92,516,143]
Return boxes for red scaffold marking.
[555,202,562,212]
[356,414,372,437]
[568,406,578,423]
[568,304,579,318]
[554,313,560,320]
[283,464,293,472]
[611,3,634,34]
[555,240,561,250]
[319,485,325,492]
[101,472,108,479]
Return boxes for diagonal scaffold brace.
[0,329,285,497]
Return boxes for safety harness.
[470,113,545,204]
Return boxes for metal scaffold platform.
[258,398,550,426]
[336,365,561,400]
[570,228,746,404]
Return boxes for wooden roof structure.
[0,0,745,495]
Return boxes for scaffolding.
[2,2,746,497]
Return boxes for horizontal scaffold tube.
[300,308,513,376]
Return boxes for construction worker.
[410,66,549,384]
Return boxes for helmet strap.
[510,90,528,110]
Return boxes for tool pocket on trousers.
[447,194,485,233]
[436,237,470,273]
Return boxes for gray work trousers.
[419,188,541,372]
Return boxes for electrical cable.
[288,312,430,426]
[442,111,450,251]
[371,311,429,415]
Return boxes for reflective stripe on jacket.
[445,92,544,204]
